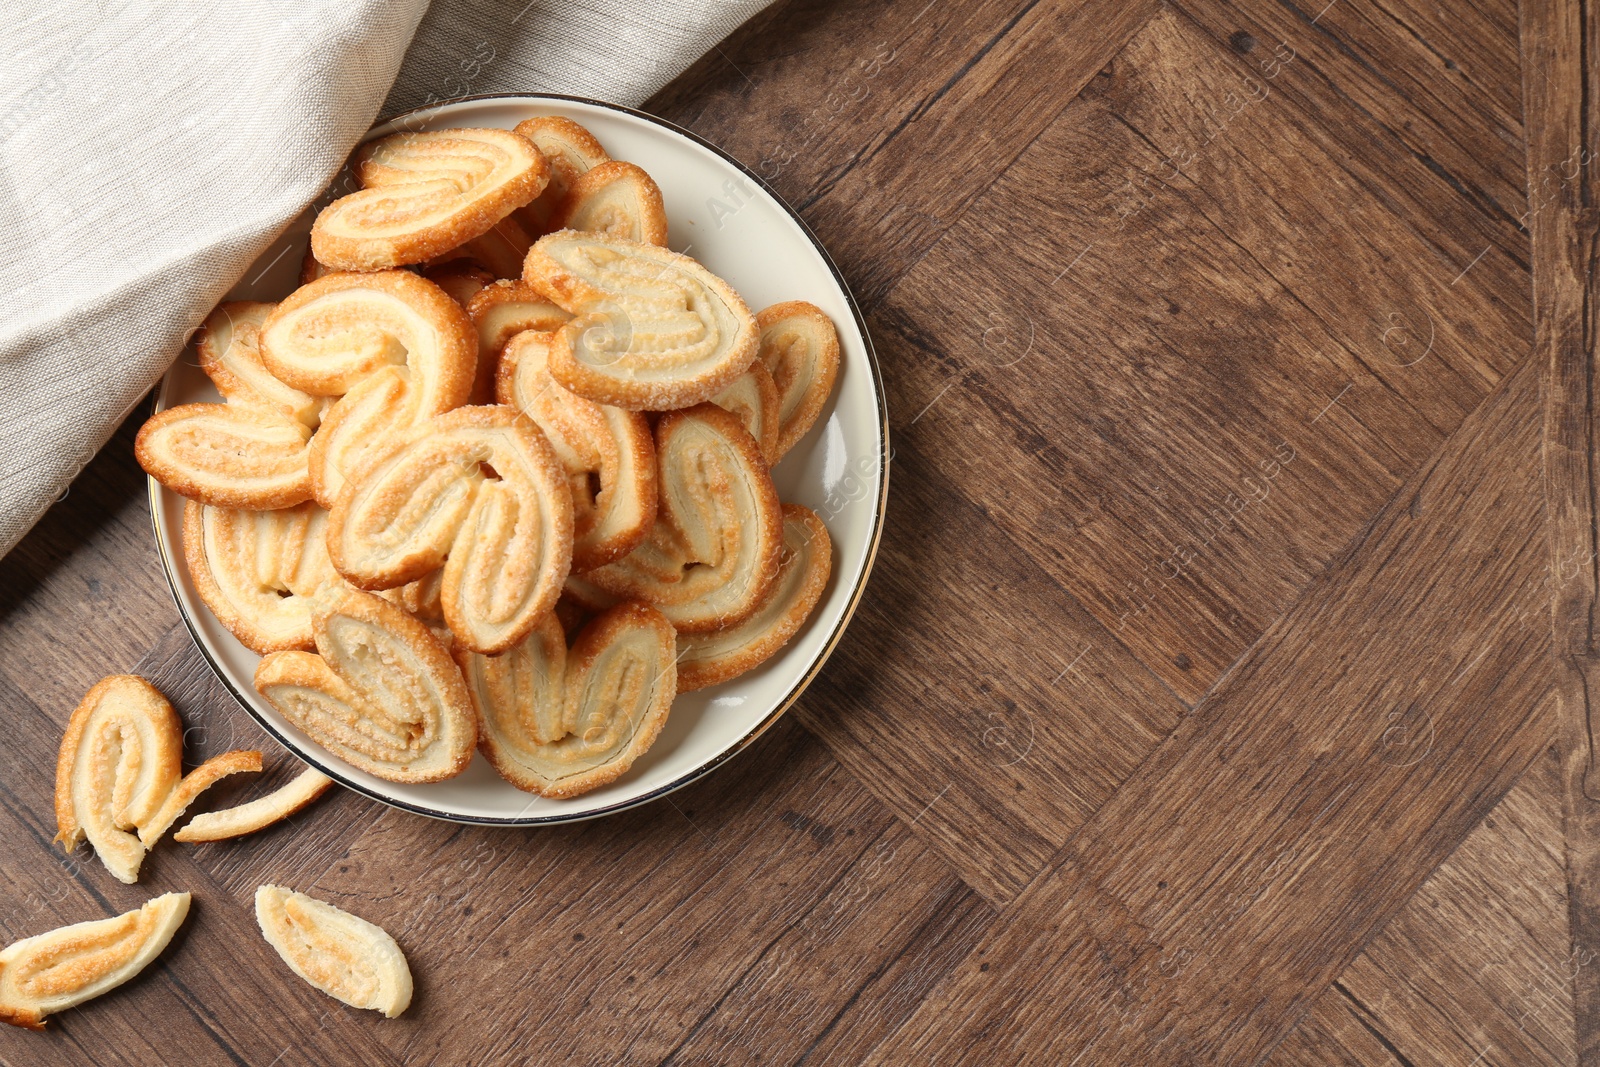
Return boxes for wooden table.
[1,0,1591,1062]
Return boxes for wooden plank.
[315,721,990,1066]
[648,0,1161,304]
[0,409,178,710]
[1523,0,1600,1059]
[799,442,1185,904]
[0,655,404,1067]
[1268,738,1576,1066]
[1177,0,1526,232]
[875,4,1529,704]
[859,344,1554,1062]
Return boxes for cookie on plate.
[458,602,676,798]
[524,230,758,410]
[312,127,547,271]
[254,588,477,783]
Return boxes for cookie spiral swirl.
[0,893,191,1030]
[458,602,676,798]
[327,406,574,655]
[498,329,656,572]
[55,676,262,883]
[524,230,759,411]
[136,301,319,509]
[312,127,547,271]
[254,588,477,783]
[567,404,782,632]
[259,271,478,507]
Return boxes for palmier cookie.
[56,676,262,883]
[174,766,333,843]
[498,329,656,572]
[458,602,676,798]
[184,500,344,654]
[709,362,782,465]
[678,505,832,691]
[327,406,574,655]
[0,893,191,1030]
[256,885,412,1017]
[512,115,609,235]
[136,302,318,509]
[259,270,477,508]
[422,261,496,308]
[756,301,841,460]
[254,587,477,783]
[524,230,759,410]
[548,160,668,246]
[467,279,570,404]
[430,213,533,280]
[312,127,547,271]
[566,405,781,632]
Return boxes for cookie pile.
[137,115,842,800]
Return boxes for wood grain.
[1524,0,1600,1061]
[1268,737,1576,1066]
[0,0,1584,1060]
[863,349,1554,1063]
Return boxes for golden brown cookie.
[524,230,758,410]
[259,270,477,508]
[255,885,412,1017]
[497,329,656,571]
[326,406,574,654]
[254,587,477,783]
[431,214,533,279]
[0,893,191,1030]
[566,405,781,632]
[467,278,570,404]
[312,127,548,271]
[709,362,781,465]
[756,301,841,460]
[678,505,832,691]
[56,676,262,883]
[174,766,334,843]
[421,261,496,308]
[548,160,668,246]
[512,115,610,235]
[184,500,344,654]
[458,602,676,798]
[136,301,318,509]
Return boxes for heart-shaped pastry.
[327,405,574,654]
[136,301,320,509]
[548,160,669,246]
[678,504,833,691]
[312,127,547,271]
[174,766,333,843]
[55,675,262,883]
[259,270,477,508]
[756,301,841,460]
[524,230,759,410]
[458,601,676,798]
[255,885,412,1017]
[468,279,570,404]
[184,500,345,654]
[512,115,610,235]
[497,329,656,572]
[709,362,782,465]
[0,892,191,1030]
[254,587,477,783]
[566,404,781,632]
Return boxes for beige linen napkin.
[0,0,768,557]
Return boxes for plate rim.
[146,91,892,826]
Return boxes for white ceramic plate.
[148,94,889,825]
